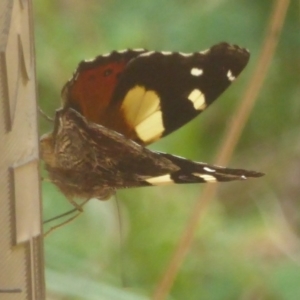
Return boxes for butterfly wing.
[62,43,249,145]
[109,43,249,144]
[62,49,147,125]
[150,153,263,185]
[40,108,263,201]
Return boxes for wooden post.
[0,0,45,299]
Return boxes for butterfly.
[40,42,263,207]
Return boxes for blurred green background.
[36,0,300,299]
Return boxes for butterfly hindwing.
[40,108,263,201]
[154,153,262,184]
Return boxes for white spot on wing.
[84,57,97,62]
[227,70,235,81]
[146,174,173,185]
[193,173,217,182]
[140,51,155,57]
[191,68,203,77]
[200,48,210,55]
[161,51,172,55]
[133,48,145,52]
[179,52,193,57]
[187,89,206,110]
[203,167,216,173]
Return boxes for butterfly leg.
[44,211,82,237]
[39,107,54,122]
[43,197,90,237]
[68,197,86,212]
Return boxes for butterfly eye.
[103,69,113,77]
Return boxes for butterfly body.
[41,42,263,204]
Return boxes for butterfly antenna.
[114,194,128,287]
[39,107,54,122]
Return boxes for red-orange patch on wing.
[66,61,127,124]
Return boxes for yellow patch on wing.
[187,89,206,110]
[121,86,165,143]
[145,174,173,185]
[193,173,216,182]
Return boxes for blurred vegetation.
[35,0,300,299]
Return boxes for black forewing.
[109,43,249,141]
